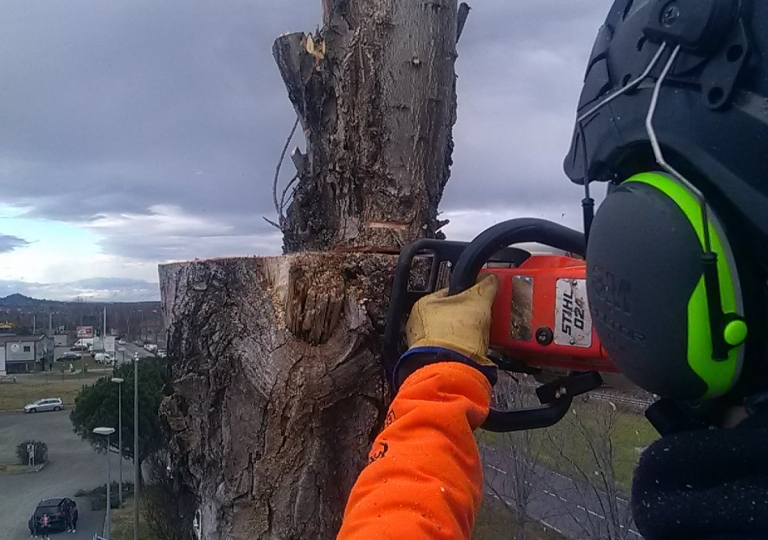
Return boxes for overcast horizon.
[0,0,610,302]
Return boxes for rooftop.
[0,335,50,344]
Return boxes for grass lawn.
[473,494,565,540]
[534,406,658,494]
[0,463,28,474]
[607,409,659,489]
[479,404,659,495]
[0,367,107,411]
[110,497,161,540]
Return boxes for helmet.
[565,0,768,254]
[564,0,768,405]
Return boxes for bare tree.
[142,451,195,540]
[478,375,560,540]
[544,397,635,540]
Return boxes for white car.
[94,352,113,364]
[24,398,63,413]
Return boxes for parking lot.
[0,408,130,539]
[54,342,154,368]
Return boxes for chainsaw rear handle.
[448,218,600,433]
[383,238,530,386]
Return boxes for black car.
[32,497,75,532]
[56,352,82,362]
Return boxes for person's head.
[564,0,768,411]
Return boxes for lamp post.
[94,427,116,540]
[111,377,125,507]
[133,352,139,540]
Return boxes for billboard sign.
[104,336,116,353]
[76,326,94,339]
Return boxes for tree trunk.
[160,1,464,538]
[273,0,460,253]
[160,253,399,539]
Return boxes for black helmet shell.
[564,0,768,256]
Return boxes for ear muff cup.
[586,172,745,401]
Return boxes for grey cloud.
[0,1,321,222]
[443,0,610,214]
[0,0,611,261]
[0,277,159,302]
[102,230,284,262]
[0,234,31,253]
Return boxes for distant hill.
[0,293,159,309]
[0,294,60,309]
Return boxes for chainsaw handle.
[449,218,586,295]
[483,397,572,432]
[449,218,596,433]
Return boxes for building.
[0,335,54,374]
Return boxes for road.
[114,342,155,364]
[482,447,643,539]
[54,342,155,367]
[0,410,132,539]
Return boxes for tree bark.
[160,1,465,538]
[273,0,460,253]
[160,253,396,539]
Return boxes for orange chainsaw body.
[480,255,617,373]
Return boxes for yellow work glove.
[394,273,500,387]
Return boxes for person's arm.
[337,362,491,540]
[338,274,500,540]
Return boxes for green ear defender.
[586,171,747,402]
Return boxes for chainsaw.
[384,218,616,433]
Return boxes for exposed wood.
[273,0,461,253]
[159,253,396,540]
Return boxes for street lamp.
[94,427,116,540]
[111,377,125,507]
[133,352,140,540]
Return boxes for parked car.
[118,339,126,345]
[24,398,63,413]
[94,352,113,364]
[157,349,167,358]
[70,344,87,351]
[135,340,144,347]
[56,352,82,362]
[31,497,76,532]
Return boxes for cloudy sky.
[0,0,610,302]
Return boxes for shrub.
[16,440,48,465]
[75,482,134,510]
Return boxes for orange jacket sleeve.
[337,362,492,540]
